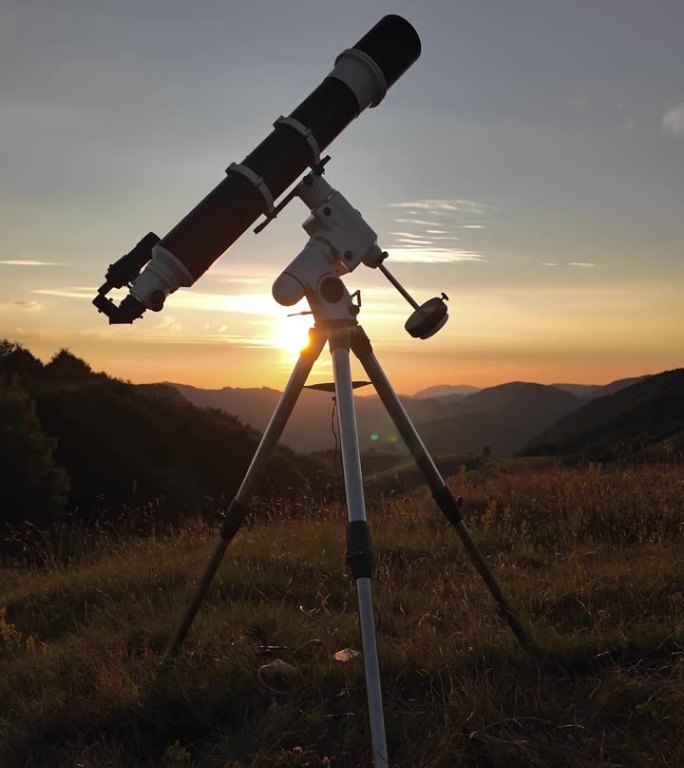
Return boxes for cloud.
[390,199,491,215]
[541,262,557,267]
[34,287,93,299]
[164,291,282,316]
[0,300,42,311]
[662,104,684,135]
[391,232,434,240]
[394,218,440,226]
[155,315,182,333]
[214,276,269,286]
[569,262,596,268]
[386,197,491,265]
[0,260,59,266]
[387,247,485,264]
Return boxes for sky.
[1,0,682,394]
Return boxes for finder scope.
[94,15,421,324]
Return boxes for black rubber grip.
[346,520,374,580]
[432,486,463,525]
[220,498,251,541]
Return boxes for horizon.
[7,338,667,399]
[2,1,682,393]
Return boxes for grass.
[1,461,684,767]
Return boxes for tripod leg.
[330,328,389,768]
[165,327,327,659]
[350,327,532,652]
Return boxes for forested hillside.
[526,368,684,458]
[0,341,327,530]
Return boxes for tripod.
[166,171,530,768]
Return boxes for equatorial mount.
[268,164,450,337]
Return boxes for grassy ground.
[1,462,683,767]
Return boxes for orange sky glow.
[2,2,682,393]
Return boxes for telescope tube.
[108,15,420,322]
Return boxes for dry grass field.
[1,462,683,767]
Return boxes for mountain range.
[164,373,664,457]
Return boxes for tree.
[0,340,43,380]
[45,349,92,382]
[0,379,69,527]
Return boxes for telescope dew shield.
[121,15,420,317]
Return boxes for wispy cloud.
[386,198,491,264]
[569,262,596,269]
[387,248,485,264]
[0,260,59,266]
[394,218,440,226]
[163,291,282,316]
[154,315,182,333]
[662,103,684,136]
[213,276,270,287]
[34,287,93,299]
[32,286,286,318]
[0,300,42,311]
[391,232,433,240]
[390,199,491,215]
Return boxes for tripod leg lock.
[432,486,463,525]
[346,520,375,580]
[220,498,251,542]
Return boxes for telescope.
[93,17,531,768]
[93,15,423,324]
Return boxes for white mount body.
[272,174,384,322]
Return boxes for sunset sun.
[271,311,313,358]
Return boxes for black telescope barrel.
[160,15,421,281]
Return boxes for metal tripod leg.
[165,326,327,659]
[330,327,389,768]
[350,326,532,652]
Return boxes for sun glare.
[271,311,314,358]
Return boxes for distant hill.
[413,384,480,398]
[552,383,600,397]
[595,375,650,398]
[552,376,649,400]
[170,382,391,453]
[525,369,684,457]
[416,382,580,457]
[168,382,464,453]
